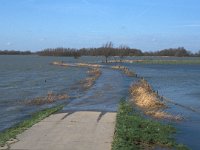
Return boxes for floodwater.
[62,68,133,112]
[127,63,200,149]
[0,55,200,149]
[0,55,89,131]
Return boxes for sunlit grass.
[112,100,188,150]
[109,59,200,64]
[136,59,200,64]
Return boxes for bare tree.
[119,45,130,62]
[101,41,113,63]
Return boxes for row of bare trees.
[1,42,200,60]
[37,42,142,62]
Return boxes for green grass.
[112,100,189,150]
[0,105,63,146]
[133,59,200,64]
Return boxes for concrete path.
[9,111,116,150]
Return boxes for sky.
[0,0,200,52]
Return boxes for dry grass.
[51,61,102,68]
[146,111,182,120]
[130,79,165,109]
[76,63,101,68]
[111,65,135,77]
[27,92,69,105]
[130,79,182,120]
[51,61,69,67]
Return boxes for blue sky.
[0,0,200,52]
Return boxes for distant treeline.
[143,47,199,57]
[1,42,200,58]
[37,42,200,59]
[0,50,31,55]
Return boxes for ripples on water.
[127,63,200,149]
[0,55,90,131]
[0,55,200,149]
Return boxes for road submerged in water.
[62,68,134,112]
[8,68,133,150]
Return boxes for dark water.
[0,55,90,131]
[62,68,134,112]
[0,55,200,149]
[127,63,200,149]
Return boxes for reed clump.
[111,65,135,77]
[76,63,102,68]
[51,61,69,67]
[130,79,182,120]
[27,92,69,105]
[51,61,102,68]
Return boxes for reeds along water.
[111,65,136,77]
[27,92,69,105]
[130,79,182,120]
[83,68,101,88]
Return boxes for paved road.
[10,111,116,150]
[8,68,132,150]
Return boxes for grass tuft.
[130,79,182,120]
[27,92,69,105]
[111,65,136,77]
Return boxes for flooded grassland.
[0,55,200,149]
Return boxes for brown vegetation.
[51,61,102,68]
[76,63,102,68]
[51,61,69,67]
[27,92,69,105]
[111,65,135,77]
[130,79,182,120]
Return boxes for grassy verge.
[0,105,64,146]
[108,59,200,64]
[129,59,200,64]
[112,101,188,150]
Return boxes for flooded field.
[0,55,200,149]
[127,63,200,149]
[0,55,89,131]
